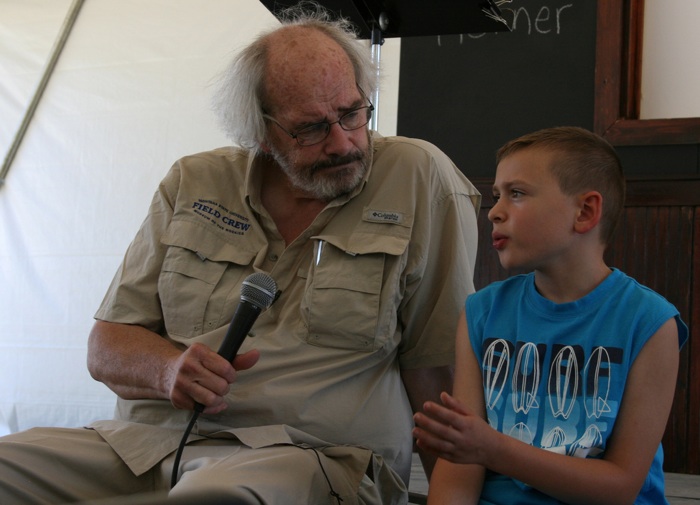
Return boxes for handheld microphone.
[216,272,277,361]
[194,272,277,413]
[173,273,278,487]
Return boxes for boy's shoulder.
[605,269,678,306]
[471,268,663,304]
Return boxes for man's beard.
[268,134,372,201]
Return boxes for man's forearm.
[87,320,180,400]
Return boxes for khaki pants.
[0,427,398,505]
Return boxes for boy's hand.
[413,391,491,466]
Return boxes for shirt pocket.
[158,220,256,338]
[300,231,410,352]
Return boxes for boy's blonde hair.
[497,126,625,246]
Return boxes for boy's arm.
[418,317,680,505]
[417,309,486,504]
[427,457,484,505]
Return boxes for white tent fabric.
[0,0,400,435]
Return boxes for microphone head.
[240,272,277,310]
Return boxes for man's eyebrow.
[339,96,365,111]
[293,95,367,126]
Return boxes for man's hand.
[166,344,260,414]
[88,320,260,413]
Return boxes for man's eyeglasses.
[264,103,374,147]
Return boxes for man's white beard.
[268,134,372,201]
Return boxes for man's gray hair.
[210,2,378,153]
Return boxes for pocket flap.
[161,219,257,265]
[314,231,410,257]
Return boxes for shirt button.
[269,253,279,262]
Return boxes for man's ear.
[574,191,603,235]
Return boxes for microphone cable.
[170,405,202,488]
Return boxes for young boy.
[413,127,688,504]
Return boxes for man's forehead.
[264,28,356,110]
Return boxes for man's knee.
[170,487,263,504]
[172,445,359,504]
[0,427,149,504]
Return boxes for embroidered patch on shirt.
[191,199,251,236]
[363,208,404,224]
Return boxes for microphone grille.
[240,272,277,309]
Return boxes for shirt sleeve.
[94,164,181,334]
[397,147,481,370]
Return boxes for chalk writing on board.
[398,0,596,177]
[436,3,574,46]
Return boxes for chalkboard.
[397,0,598,177]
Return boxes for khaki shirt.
[93,134,481,486]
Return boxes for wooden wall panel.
[606,205,693,473]
[689,208,700,473]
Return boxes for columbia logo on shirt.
[364,209,404,224]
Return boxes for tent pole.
[0,0,85,188]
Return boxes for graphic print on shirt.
[583,346,612,419]
[549,345,579,420]
[569,424,605,458]
[508,423,535,445]
[482,338,623,458]
[191,199,252,236]
[483,339,511,411]
[512,342,541,414]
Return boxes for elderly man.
[0,5,480,504]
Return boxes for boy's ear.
[574,191,603,235]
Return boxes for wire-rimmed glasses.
[264,102,374,147]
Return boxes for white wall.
[0,0,401,434]
[640,0,700,119]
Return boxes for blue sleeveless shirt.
[466,268,688,505]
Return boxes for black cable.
[170,408,201,488]
[300,446,343,504]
